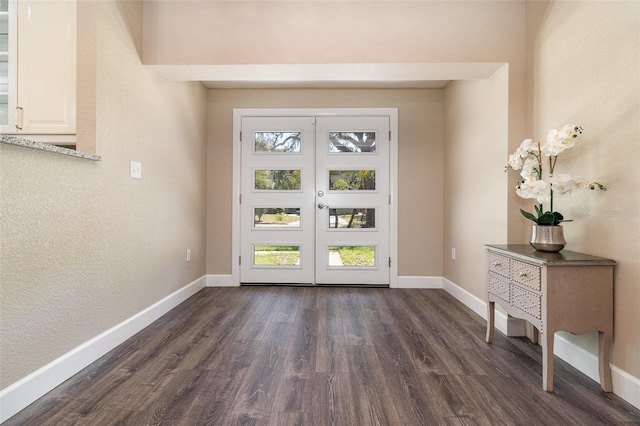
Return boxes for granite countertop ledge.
[0,135,102,161]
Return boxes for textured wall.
[143,1,525,65]
[206,88,445,278]
[0,1,208,387]
[443,68,510,298]
[528,0,640,378]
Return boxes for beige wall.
[0,1,208,387]
[207,89,445,277]
[527,0,640,378]
[443,67,510,297]
[143,1,525,66]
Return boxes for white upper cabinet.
[0,0,16,131]
[1,0,76,140]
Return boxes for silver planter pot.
[530,225,566,252]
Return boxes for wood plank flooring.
[6,287,640,425]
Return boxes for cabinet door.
[0,0,17,134]
[16,0,76,135]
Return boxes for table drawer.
[488,251,510,277]
[511,259,541,291]
[511,284,542,319]
[488,271,510,303]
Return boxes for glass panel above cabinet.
[0,1,9,128]
[0,93,7,125]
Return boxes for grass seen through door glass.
[254,245,300,266]
[330,246,375,267]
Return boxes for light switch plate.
[130,161,142,179]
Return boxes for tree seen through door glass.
[328,208,375,229]
[254,132,301,153]
[329,132,376,153]
[254,207,301,228]
[329,170,375,191]
[254,170,301,190]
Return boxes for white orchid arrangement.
[506,125,606,226]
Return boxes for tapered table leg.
[599,331,613,392]
[486,301,495,343]
[542,331,555,392]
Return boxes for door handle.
[318,203,329,209]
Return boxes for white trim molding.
[396,276,443,289]
[0,275,207,423]
[206,274,237,287]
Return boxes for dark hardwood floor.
[6,287,640,425]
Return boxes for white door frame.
[231,108,399,287]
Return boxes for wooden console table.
[485,244,615,392]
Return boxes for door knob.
[318,203,329,209]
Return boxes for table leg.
[486,300,495,343]
[598,331,613,392]
[542,331,554,392]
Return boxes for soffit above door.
[146,62,506,89]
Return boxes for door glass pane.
[254,132,301,153]
[254,207,301,228]
[329,170,375,191]
[254,245,301,266]
[328,246,376,267]
[328,208,375,229]
[329,132,376,153]
[254,170,301,190]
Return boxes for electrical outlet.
[130,161,142,179]
[451,248,456,260]
[186,249,191,262]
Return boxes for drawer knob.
[519,271,528,277]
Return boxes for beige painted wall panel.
[0,1,208,387]
[529,0,640,378]
[443,68,509,298]
[206,88,444,277]
[143,1,525,65]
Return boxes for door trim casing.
[232,108,399,287]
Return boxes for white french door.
[239,113,391,285]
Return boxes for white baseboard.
[442,277,640,411]
[396,276,443,288]
[206,274,237,287]
[611,364,640,410]
[0,275,207,423]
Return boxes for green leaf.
[520,209,538,223]
[537,212,557,225]
[534,204,543,217]
[536,211,564,226]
